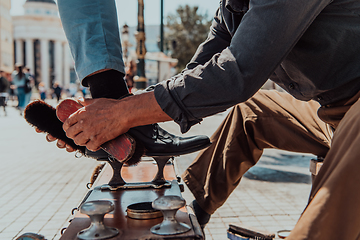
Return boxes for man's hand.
[35,128,75,152]
[62,98,130,151]
[62,92,172,152]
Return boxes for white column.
[54,41,63,86]
[25,39,34,74]
[40,39,50,89]
[15,39,23,65]
[63,43,70,88]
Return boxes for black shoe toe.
[128,124,211,157]
[190,200,211,229]
[85,148,110,160]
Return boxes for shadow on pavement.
[244,166,311,184]
[258,153,314,168]
[243,153,313,183]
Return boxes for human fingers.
[46,134,57,142]
[56,139,75,152]
[69,129,102,152]
[62,105,83,132]
[70,131,92,146]
[63,118,87,142]
[77,97,95,106]
[37,127,76,153]
[56,139,66,148]
[84,136,102,152]
[65,144,75,152]
[62,105,87,134]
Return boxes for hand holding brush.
[24,98,145,166]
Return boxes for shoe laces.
[153,124,174,144]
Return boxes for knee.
[336,99,360,135]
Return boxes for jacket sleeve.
[154,0,331,133]
[185,7,232,71]
[153,7,234,133]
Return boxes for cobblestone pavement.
[0,99,315,240]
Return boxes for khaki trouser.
[183,89,360,239]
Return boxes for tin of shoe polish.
[126,201,163,219]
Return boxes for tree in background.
[165,5,212,72]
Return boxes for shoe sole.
[145,142,211,157]
[85,141,212,159]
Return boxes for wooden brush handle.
[56,98,83,122]
[56,99,135,163]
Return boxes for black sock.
[83,70,128,99]
[190,200,211,228]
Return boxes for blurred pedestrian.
[24,66,36,85]
[52,81,62,102]
[0,70,10,116]
[7,73,16,104]
[38,82,46,101]
[11,64,32,115]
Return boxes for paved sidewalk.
[0,101,99,240]
[0,100,314,240]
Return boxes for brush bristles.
[123,134,145,166]
[24,100,85,153]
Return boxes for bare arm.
[63,91,172,151]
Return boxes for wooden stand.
[60,160,203,240]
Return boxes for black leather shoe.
[85,124,211,160]
[85,148,109,160]
[128,124,211,157]
[190,200,211,229]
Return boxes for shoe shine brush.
[24,99,144,166]
[24,100,86,154]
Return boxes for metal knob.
[77,200,120,240]
[150,195,191,235]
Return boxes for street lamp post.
[160,0,164,52]
[157,0,164,83]
[134,0,147,89]
[121,24,130,65]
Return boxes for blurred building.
[0,0,14,74]
[124,25,178,87]
[12,0,71,90]
[145,52,178,86]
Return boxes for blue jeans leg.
[16,87,26,111]
[57,0,125,83]
[24,92,31,107]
